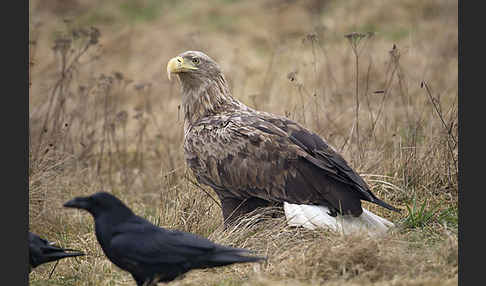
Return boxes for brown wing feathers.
[250,118,365,216]
[285,123,400,213]
[286,157,364,216]
[246,116,399,215]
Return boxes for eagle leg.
[218,196,281,228]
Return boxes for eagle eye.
[192,58,200,65]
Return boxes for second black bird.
[29,232,85,273]
[63,192,265,286]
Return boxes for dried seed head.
[287,71,298,83]
[302,33,317,44]
[113,72,124,81]
[116,111,128,125]
[89,27,100,45]
[52,37,72,54]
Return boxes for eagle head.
[167,51,222,83]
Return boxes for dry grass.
[29,0,458,285]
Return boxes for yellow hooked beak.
[167,56,198,81]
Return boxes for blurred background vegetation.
[29,0,458,285]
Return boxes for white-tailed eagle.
[167,51,400,235]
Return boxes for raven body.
[64,192,265,285]
[29,232,84,272]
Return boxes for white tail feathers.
[283,202,395,236]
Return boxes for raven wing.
[109,220,220,268]
[108,217,263,284]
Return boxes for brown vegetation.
[29,0,458,285]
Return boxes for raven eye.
[192,58,200,64]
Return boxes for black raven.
[63,192,265,285]
[29,232,85,273]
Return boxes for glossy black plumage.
[29,232,84,272]
[63,192,265,286]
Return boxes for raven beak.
[63,197,89,210]
[167,56,197,81]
